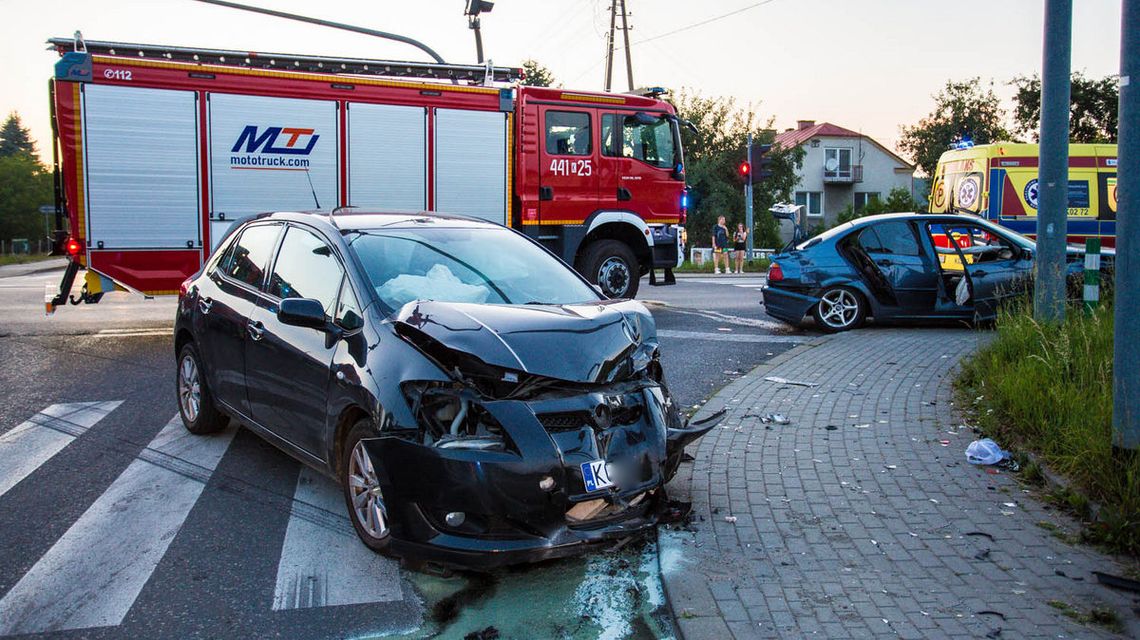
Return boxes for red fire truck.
[45,35,687,312]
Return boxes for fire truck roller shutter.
[433,109,508,225]
[83,85,201,249]
[208,93,338,233]
[348,104,427,210]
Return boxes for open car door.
[925,222,1033,320]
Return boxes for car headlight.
[401,382,512,452]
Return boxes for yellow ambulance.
[929,142,1118,247]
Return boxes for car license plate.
[581,459,615,493]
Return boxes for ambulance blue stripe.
[988,169,1004,220]
[999,218,1116,236]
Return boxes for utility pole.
[603,0,634,92]
[619,0,634,91]
[1034,0,1072,323]
[603,0,617,92]
[745,134,754,259]
[1113,0,1139,451]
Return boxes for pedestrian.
[711,216,730,274]
[733,223,748,274]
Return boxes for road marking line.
[656,306,791,330]
[272,467,403,610]
[92,329,173,338]
[657,329,803,344]
[0,401,122,499]
[0,415,235,635]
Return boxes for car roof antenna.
[304,169,321,210]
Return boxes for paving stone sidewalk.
[659,327,1139,639]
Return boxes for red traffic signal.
[738,161,751,177]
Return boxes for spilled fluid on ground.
[373,539,673,640]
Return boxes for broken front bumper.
[362,381,718,569]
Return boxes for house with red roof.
[774,120,918,236]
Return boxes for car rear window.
[873,221,921,256]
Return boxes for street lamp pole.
[1113,0,1139,451]
[1034,0,1072,324]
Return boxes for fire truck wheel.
[582,240,640,299]
[177,343,226,435]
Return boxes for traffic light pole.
[1034,0,1072,324]
[1113,0,1139,451]
[745,134,754,259]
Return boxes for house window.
[795,191,823,217]
[810,139,820,148]
[824,147,853,179]
[854,192,880,213]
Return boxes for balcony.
[823,164,863,184]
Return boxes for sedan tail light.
[767,261,784,282]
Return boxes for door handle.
[198,297,213,315]
[617,187,632,201]
[539,186,554,201]
[246,319,264,341]
[973,270,987,278]
[876,259,892,266]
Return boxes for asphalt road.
[0,266,808,639]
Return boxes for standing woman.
[733,223,748,274]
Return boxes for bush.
[957,294,1140,555]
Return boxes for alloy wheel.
[818,289,860,330]
[348,441,389,539]
[178,354,201,423]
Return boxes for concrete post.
[1113,0,1139,451]
[1034,0,1072,323]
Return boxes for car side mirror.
[1021,248,1034,261]
[278,298,327,329]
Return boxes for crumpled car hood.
[391,299,657,384]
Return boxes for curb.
[657,333,832,640]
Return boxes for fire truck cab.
[45,36,685,312]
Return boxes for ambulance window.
[267,226,344,314]
[221,224,279,289]
[545,111,591,156]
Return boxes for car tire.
[176,342,226,435]
[342,419,393,553]
[581,240,640,299]
[812,286,866,333]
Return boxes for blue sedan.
[761,213,1088,332]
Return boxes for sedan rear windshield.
[348,226,602,311]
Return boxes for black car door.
[195,223,282,418]
[244,224,345,458]
[857,221,940,314]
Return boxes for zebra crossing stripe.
[0,401,123,499]
[0,415,235,635]
[272,467,402,610]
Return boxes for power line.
[568,0,779,86]
[632,0,777,47]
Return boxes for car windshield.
[347,225,602,311]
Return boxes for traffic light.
[738,161,751,178]
[755,143,775,180]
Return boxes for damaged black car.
[174,210,716,569]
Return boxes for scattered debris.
[1092,571,1140,593]
[760,413,790,424]
[965,531,995,541]
[974,548,992,560]
[824,425,839,431]
[659,500,693,525]
[853,423,871,429]
[724,516,738,524]
[763,376,819,387]
[966,438,1019,471]
[939,440,951,447]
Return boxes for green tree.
[520,59,557,87]
[0,113,36,158]
[899,78,1011,176]
[671,90,804,249]
[1009,72,1118,143]
[0,153,52,245]
[835,186,922,227]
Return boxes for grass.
[0,250,56,265]
[673,258,771,274]
[956,294,1140,556]
[1045,599,1123,633]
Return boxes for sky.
[0,0,1125,165]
